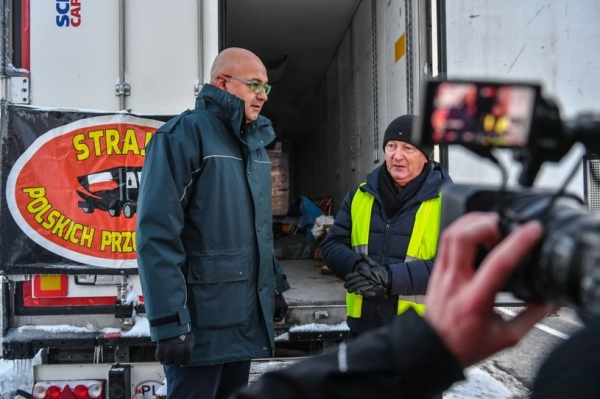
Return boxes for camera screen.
[422,81,539,148]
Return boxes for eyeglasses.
[223,75,272,95]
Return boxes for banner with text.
[2,106,172,271]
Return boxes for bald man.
[137,48,290,399]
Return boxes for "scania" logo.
[56,0,81,27]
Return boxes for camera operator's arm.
[234,308,461,399]
[425,212,551,367]
[232,212,551,399]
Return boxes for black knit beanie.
[382,114,433,159]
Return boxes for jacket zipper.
[381,221,391,266]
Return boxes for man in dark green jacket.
[136,47,289,399]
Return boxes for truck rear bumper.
[2,328,153,360]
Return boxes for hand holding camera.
[419,78,600,322]
[424,212,552,367]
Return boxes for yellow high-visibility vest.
[347,183,441,317]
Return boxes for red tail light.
[46,386,61,399]
[32,380,105,399]
[73,385,89,398]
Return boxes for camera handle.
[565,112,600,156]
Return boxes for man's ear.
[215,75,227,91]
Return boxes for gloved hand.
[344,253,390,299]
[344,261,376,293]
[274,292,288,322]
[155,333,195,366]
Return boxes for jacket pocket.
[186,253,251,330]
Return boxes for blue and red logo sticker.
[56,0,81,27]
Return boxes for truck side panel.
[30,1,120,110]
[29,0,218,113]
[444,0,600,196]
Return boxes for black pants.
[164,360,251,399]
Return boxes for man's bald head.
[210,48,266,84]
[209,47,270,124]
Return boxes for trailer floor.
[278,259,345,306]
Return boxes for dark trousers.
[164,360,251,399]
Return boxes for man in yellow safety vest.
[322,114,452,336]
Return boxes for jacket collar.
[195,84,276,150]
[363,162,451,206]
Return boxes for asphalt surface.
[278,260,587,397]
[453,307,584,398]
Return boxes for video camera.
[418,78,600,321]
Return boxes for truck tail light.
[73,383,103,398]
[32,380,105,399]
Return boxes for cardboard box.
[268,149,290,215]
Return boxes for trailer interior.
[227,0,364,212]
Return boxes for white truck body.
[1,0,598,397]
[28,0,218,113]
[1,1,222,396]
[442,0,600,197]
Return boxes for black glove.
[344,253,390,299]
[274,293,288,322]
[344,262,377,293]
[155,333,195,366]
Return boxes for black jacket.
[232,310,464,399]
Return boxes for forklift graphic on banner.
[76,166,142,218]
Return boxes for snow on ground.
[445,367,517,399]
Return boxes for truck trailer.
[1,0,599,397]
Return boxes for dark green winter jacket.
[136,84,289,366]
